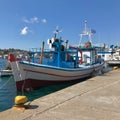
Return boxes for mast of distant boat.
[79,20,94,47]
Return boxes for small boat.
[108,60,120,66]
[8,26,104,91]
[0,69,13,77]
[107,48,120,66]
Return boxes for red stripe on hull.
[24,68,92,78]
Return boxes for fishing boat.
[0,70,12,77]
[0,61,13,77]
[107,48,120,66]
[8,26,104,91]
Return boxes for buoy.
[15,95,28,105]
[113,66,118,70]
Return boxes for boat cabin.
[29,34,80,68]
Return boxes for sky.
[0,0,120,50]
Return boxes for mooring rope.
[0,76,13,89]
[21,71,28,95]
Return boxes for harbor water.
[0,76,16,112]
[0,59,16,112]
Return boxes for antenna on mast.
[79,20,95,47]
[53,26,62,39]
[84,20,87,34]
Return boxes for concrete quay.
[1,69,120,120]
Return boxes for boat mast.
[79,20,93,47]
[53,27,62,67]
[54,26,62,39]
[40,41,45,64]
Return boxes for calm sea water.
[0,76,16,112]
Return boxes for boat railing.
[29,48,41,52]
[29,48,50,53]
[29,47,78,54]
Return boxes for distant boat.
[107,49,120,66]
[0,61,12,77]
[98,45,120,66]
[0,70,12,77]
[108,60,120,66]
[8,26,104,91]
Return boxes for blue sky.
[0,0,120,50]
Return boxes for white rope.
[0,76,13,89]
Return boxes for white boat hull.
[10,61,104,91]
[0,70,13,77]
[108,60,120,66]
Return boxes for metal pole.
[40,41,45,64]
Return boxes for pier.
[1,69,120,120]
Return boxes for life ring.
[85,42,91,48]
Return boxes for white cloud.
[22,17,39,24]
[22,17,47,24]
[31,17,39,23]
[22,18,30,23]
[20,26,28,35]
[41,18,47,24]
[20,17,47,35]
